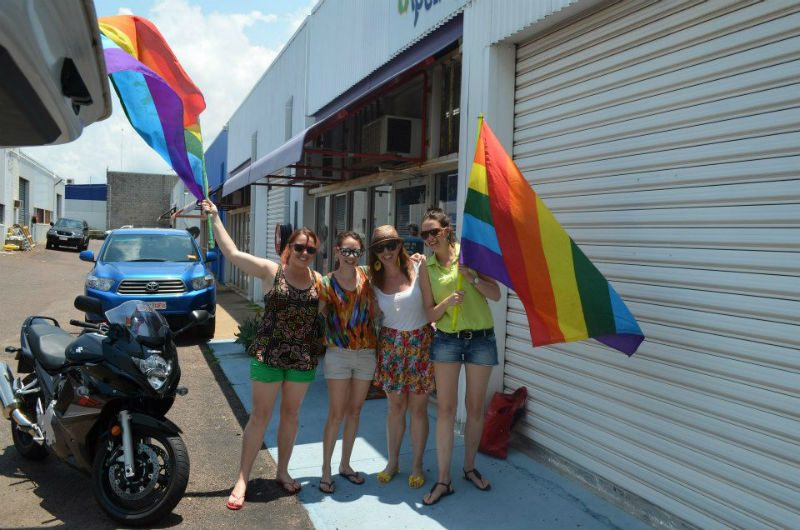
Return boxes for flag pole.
[451,113,484,329]
[197,121,214,250]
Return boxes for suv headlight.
[133,352,173,390]
[191,273,215,291]
[86,275,114,291]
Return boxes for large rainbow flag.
[461,119,644,355]
[98,15,207,200]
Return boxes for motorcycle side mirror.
[74,295,103,315]
[191,310,210,324]
[173,310,210,336]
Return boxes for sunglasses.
[292,243,317,255]
[338,247,363,258]
[420,227,445,240]
[372,241,399,253]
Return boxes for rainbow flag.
[461,119,644,355]
[98,15,207,200]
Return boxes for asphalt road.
[0,241,313,529]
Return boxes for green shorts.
[250,359,316,383]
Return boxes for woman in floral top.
[317,231,378,494]
[201,200,324,510]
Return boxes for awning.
[222,14,462,197]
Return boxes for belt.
[439,329,493,340]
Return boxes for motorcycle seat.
[27,324,73,371]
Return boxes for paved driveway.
[0,241,312,529]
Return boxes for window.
[435,172,458,225]
[0,203,5,224]
[395,185,427,238]
[350,190,368,264]
[315,196,330,274]
[439,57,461,157]
[371,185,392,245]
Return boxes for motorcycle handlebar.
[70,320,102,330]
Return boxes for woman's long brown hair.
[368,225,412,290]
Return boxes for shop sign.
[398,0,444,27]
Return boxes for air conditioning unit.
[361,115,422,159]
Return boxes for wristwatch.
[472,276,480,286]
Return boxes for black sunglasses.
[372,241,399,253]
[338,247,363,258]
[292,243,317,255]
[420,227,444,240]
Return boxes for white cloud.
[23,0,284,184]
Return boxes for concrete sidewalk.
[207,287,653,530]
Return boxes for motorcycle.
[1,296,207,526]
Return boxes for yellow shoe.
[377,469,398,484]
[408,474,425,489]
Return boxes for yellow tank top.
[425,243,493,333]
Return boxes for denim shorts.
[430,329,498,366]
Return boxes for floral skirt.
[373,325,434,394]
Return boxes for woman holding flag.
[200,200,324,510]
[418,207,501,506]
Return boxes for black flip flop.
[463,468,491,491]
[422,481,454,506]
[319,480,335,494]
[339,471,365,485]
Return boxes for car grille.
[56,230,74,236]
[117,279,185,295]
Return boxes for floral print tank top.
[249,265,322,371]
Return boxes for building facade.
[106,170,177,230]
[65,183,107,230]
[0,148,66,240]
[220,1,800,528]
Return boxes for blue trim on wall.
[65,184,107,201]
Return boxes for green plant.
[234,309,262,351]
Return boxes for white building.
[220,2,800,528]
[0,148,66,241]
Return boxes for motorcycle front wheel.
[91,424,189,526]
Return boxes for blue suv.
[80,228,217,337]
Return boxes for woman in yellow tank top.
[417,207,501,506]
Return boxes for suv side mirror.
[205,249,219,262]
[79,250,95,262]
[50,222,54,227]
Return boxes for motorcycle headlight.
[191,273,215,291]
[86,275,114,291]
[133,352,173,390]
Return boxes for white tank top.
[372,261,428,331]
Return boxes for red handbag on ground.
[478,386,528,459]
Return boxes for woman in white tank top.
[369,225,434,490]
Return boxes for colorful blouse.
[319,266,378,349]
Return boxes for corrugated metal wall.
[507,1,800,529]
[307,0,467,114]
[266,184,285,262]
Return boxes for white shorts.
[323,347,376,380]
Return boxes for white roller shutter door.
[266,183,286,262]
[508,1,800,529]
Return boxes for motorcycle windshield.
[105,300,170,346]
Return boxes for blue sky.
[24,0,315,184]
